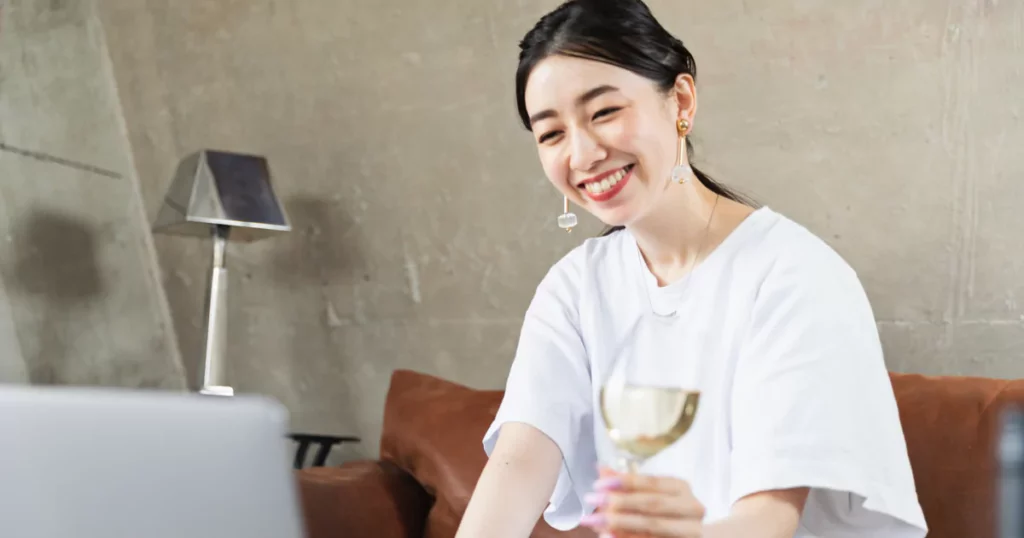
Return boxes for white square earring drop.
[557,196,577,232]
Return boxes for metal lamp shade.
[153,150,291,241]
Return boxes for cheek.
[601,114,653,166]
[603,116,638,153]
[631,121,674,170]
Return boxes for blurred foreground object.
[0,384,305,537]
[1000,407,1024,538]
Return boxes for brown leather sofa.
[295,369,1024,538]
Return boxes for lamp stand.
[199,224,233,397]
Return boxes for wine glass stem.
[619,456,640,474]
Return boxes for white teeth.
[584,166,631,195]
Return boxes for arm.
[726,242,926,535]
[467,251,597,535]
[587,473,806,538]
[703,488,809,538]
[456,422,563,538]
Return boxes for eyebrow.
[528,85,620,127]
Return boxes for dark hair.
[515,0,755,234]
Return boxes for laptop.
[0,384,306,538]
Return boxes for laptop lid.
[0,385,306,538]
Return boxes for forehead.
[524,55,653,115]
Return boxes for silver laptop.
[0,384,306,538]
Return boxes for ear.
[671,73,698,125]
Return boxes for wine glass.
[598,316,701,473]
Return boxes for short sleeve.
[482,254,597,531]
[730,248,928,537]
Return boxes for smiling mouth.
[578,164,634,201]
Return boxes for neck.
[627,177,726,285]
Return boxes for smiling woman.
[456,1,930,538]
[514,3,753,237]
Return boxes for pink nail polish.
[584,492,607,506]
[593,476,623,491]
[580,513,607,527]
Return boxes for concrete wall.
[0,0,185,388]
[3,0,1021,459]
[0,275,28,383]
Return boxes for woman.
[456,1,927,537]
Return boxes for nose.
[568,127,607,173]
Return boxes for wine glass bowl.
[599,384,700,472]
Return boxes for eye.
[592,107,621,120]
[538,130,563,144]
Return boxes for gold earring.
[677,118,690,135]
[557,196,577,233]
[672,119,692,184]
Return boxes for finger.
[590,491,705,518]
[580,512,647,537]
[600,532,643,538]
[611,473,692,496]
[604,511,704,538]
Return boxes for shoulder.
[747,209,862,294]
[540,230,632,292]
[525,231,632,321]
[727,208,877,332]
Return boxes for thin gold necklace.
[643,193,721,318]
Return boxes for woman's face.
[524,55,694,228]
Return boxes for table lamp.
[152,150,290,396]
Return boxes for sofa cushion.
[296,461,430,538]
[890,371,1024,538]
[379,369,594,538]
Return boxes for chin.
[583,182,650,230]
[593,208,635,230]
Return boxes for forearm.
[702,512,795,538]
[455,422,563,538]
[701,488,808,538]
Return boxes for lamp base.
[199,385,235,397]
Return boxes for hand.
[580,466,705,538]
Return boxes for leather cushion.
[296,460,431,538]
[890,371,1024,538]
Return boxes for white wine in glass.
[599,384,700,473]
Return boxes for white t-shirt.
[482,207,928,537]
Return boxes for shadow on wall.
[270,195,368,288]
[267,195,369,429]
[9,209,103,384]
